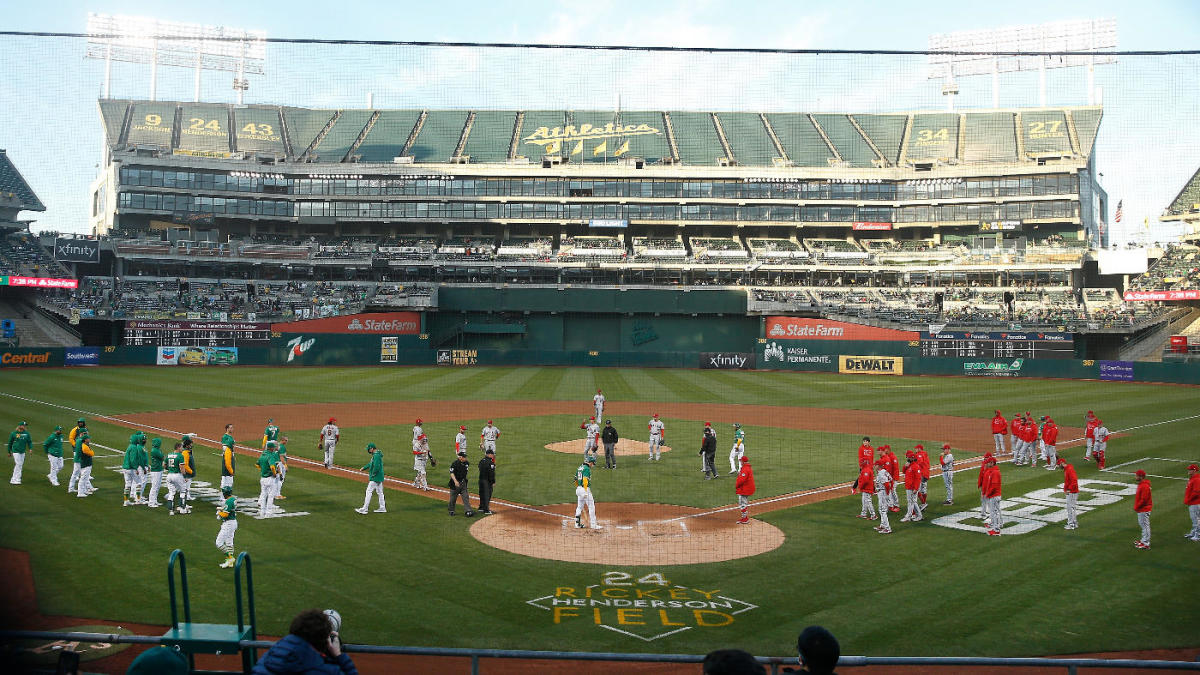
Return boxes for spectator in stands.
[791,625,839,674]
[252,608,357,675]
[701,648,765,674]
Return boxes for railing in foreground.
[0,630,1197,674]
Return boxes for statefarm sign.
[1123,289,1200,302]
[765,317,920,341]
[0,276,79,289]
[272,312,420,335]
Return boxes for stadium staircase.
[808,113,841,164]
[1122,307,1197,362]
[0,297,81,348]
[163,549,258,673]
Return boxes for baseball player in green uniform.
[256,442,280,518]
[75,430,95,498]
[728,423,745,475]
[146,438,165,507]
[164,442,190,515]
[261,418,279,450]
[66,418,86,494]
[134,436,149,503]
[7,421,32,485]
[215,485,238,568]
[356,443,386,514]
[122,436,142,506]
[574,454,600,529]
[220,424,236,491]
[274,436,289,500]
[42,426,64,486]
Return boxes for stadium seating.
[765,114,834,166]
[0,151,45,212]
[1128,244,1200,291]
[461,111,518,163]
[962,112,1017,163]
[747,238,809,264]
[126,102,178,149]
[283,107,338,157]
[517,111,570,158]
[568,112,631,164]
[812,114,878,168]
[1070,107,1103,157]
[853,114,907,166]
[1020,109,1073,158]
[612,112,672,163]
[905,113,959,163]
[99,99,129,147]
[310,110,373,162]
[1166,167,1200,216]
[716,113,779,166]
[495,237,553,261]
[559,235,626,261]
[356,111,422,162]
[667,112,727,165]
[632,237,687,262]
[689,237,748,261]
[0,234,66,277]
[408,111,470,163]
[177,104,232,154]
[437,236,494,260]
[233,106,287,156]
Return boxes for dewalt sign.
[838,355,903,376]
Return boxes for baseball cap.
[54,425,62,431]
[1056,457,1066,465]
[18,420,27,426]
[905,451,916,460]
[1041,415,1048,421]
[914,444,923,450]
[487,419,493,424]
[605,419,612,424]
[415,418,422,424]
[418,434,427,440]
[366,442,376,449]
[995,410,1001,415]
[942,443,950,449]
[653,413,659,418]
[221,485,233,494]
[585,455,596,463]
[1087,410,1094,415]
[485,448,495,455]
[459,425,466,431]
[1135,469,1146,477]
[77,418,85,423]
[127,646,188,675]
[740,455,749,462]
[457,449,467,456]
[590,416,595,420]
[1188,464,1199,471]
[704,421,711,427]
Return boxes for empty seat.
[356,110,422,162]
[409,111,469,163]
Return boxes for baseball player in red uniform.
[990,411,1008,455]
[901,453,923,523]
[856,464,876,520]
[1184,463,1200,541]
[735,455,755,524]
[874,459,892,534]
[1093,421,1109,469]
[914,444,931,511]
[1022,414,1040,466]
[939,443,954,504]
[1041,417,1059,469]
[852,437,873,493]
[883,445,900,512]
[1058,457,1079,529]
[581,417,600,456]
[1134,469,1152,549]
[1009,413,1021,461]
[978,452,993,525]
[982,455,1003,535]
[1084,411,1099,460]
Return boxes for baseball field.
[1,364,1198,662]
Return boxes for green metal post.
[235,552,258,671]
[165,549,195,672]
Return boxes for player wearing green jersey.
[356,443,386,514]
[75,430,95,498]
[146,438,165,507]
[133,436,149,503]
[215,485,238,568]
[574,455,600,530]
[261,418,279,450]
[164,442,190,515]
[8,421,32,485]
[220,424,236,491]
[274,436,289,500]
[256,442,280,518]
[122,436,142,506]
[42,426,64,486]
[728,423,746,475]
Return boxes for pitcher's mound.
[545,439,671,456]
[469,503,784,565]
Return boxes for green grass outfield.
[1,365,1198,658]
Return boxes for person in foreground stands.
[789,625,839,674]
[252,608,357,675]
[701,648,765,674]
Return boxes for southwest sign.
[272,312,420,335]
[765,317,920,341]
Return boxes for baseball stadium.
[2,7,1200,674]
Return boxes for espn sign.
[838,355,903,376]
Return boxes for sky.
[1,0,1198,242]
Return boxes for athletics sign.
[526,571,757,642]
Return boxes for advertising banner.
[838,355,903,376]
[63,347,100,366]
[759,341,836,369]
[1098,360,1135,382]
[437,348,479,366]
[852,222,892,231]
[54,238,100,263]
[156,347,178,366]
[381,336,398,363]
[160,346,239,366]
[0,349,57,368]
[766,317,920,341]
[963,359,1025,377]
[1123,289,1200,302]
[699,352,756,369]
[0,276,79,289]
[271,312,420,335]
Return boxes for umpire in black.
[478,447,496,514]
[601,420,619,469]
[448,449,475,517]
[700,422,718,480]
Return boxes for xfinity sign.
[700,352,756,370]
[54,238,100,263]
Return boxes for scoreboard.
[124,320,272,347]
[920,331,1074,359]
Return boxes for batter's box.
[637,519,691,539]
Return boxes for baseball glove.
[479,441,485,452]
[429,452,438,467]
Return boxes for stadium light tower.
[85,13,267,104]
[928,19,1117,110]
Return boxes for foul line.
[7,390,1199,523]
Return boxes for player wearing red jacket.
[1084,411,1099,460]
[977,452,992,525]
[914,445,931,511]
[1134,469,1153,549]
[883,446,900,512]
[735,456,755,524]
[1057,457,1079,529]
[851,437,873,494]
[1184,463,1200,541]
[1041,417,1060,470]
[1010,413,1022,463]
[982,456,1003,536]
[991,411,1008,455]
[1022,415,1040,467]
[900,453,923,523]
[856,464,876,521]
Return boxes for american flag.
[1114,199,1123,223]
